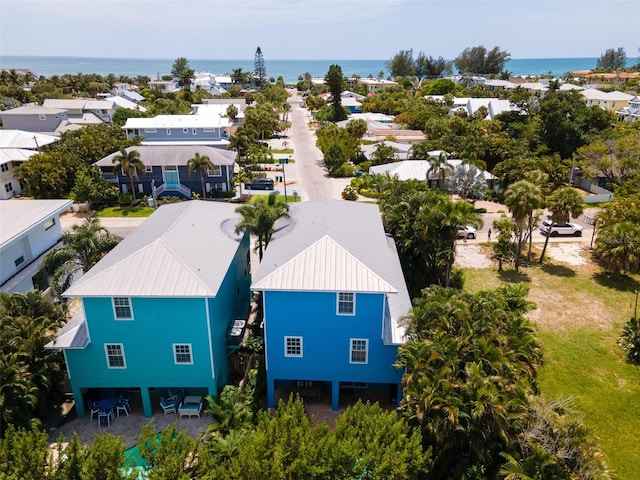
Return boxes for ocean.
[0,56,632,84]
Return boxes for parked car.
[457,226,477,239]
[245,178,274,190]
[540,221,583,237]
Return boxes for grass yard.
[463,260,640,479]
[96,206,155,217]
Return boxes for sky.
[1,0,639,60]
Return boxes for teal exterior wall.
[263,290,401,410]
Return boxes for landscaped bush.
[118,193,132,205]
[331,162,355,178]
[618,316,640,364]
[342,185,358,201]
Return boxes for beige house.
[580,89,634,113]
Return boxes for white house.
[0,199,72,293]
[616,96,640,122]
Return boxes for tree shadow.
[540,263,576,277]
[497,269,531,283]
[592,272,640,292]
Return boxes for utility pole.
[279,157,288,201]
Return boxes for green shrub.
[332,162,355,178]
[618,316,640,364]
[475,207,487,214]
[359,188,381,198]
[118,193,132,205]
[342,185,358,201]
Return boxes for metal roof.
[94,145,237,167]
[0,130,59,149]
[122,114,231,130]
[45,308,89,350]
[0,199,72,249]
[63,201,245,298]
[251,200,410,344]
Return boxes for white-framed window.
[39,114,46,120]
[1,163,9,172]
[350,338,368,364]
[166,129,171,135]
[105,343,126,368]
[284,336,303,357]
[138,183,143,193]
[183,128,188,134]
[192,129,197,135]
[206,166,222,177]
[144,128,156,133]
[173,344,193,364]
[337,292,355,315]
[112,297,133,320]
[203,127,216,133]
[145,166,153,173]
[44,218,56,230]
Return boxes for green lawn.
[463,263,640,479]
[96,206,155,217]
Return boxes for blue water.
[0,56,635,84]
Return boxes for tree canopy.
[596,47,628,70]
[454,45,511,75]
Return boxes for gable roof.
[251,200,410,343]
[0,130,59,149]
[63,201,245,298]
[94,145,237,167]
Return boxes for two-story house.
[43,99,116,125]
[0,199,72,293]
[0,104,75,134]
[121,114,232,147]
[617,96,640,122]
[47,201,252,418]
[251,200,411,411]
[94,145,236,199]
[0,130,59,199]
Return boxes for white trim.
[173,343,194,365]
[205,299,215,379]
[336,292,355,316]
[349,338,368,364]
[284,336,303,357]
[112,297,133,320]
[207,165,222,177]
[104,343,127,369]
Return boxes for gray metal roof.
[251,200,410,344]
[94,145,237,167]
[0,199,72,249]
[63,201,245,298]
[45,308,89,350]
[0,130,59,149]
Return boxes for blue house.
[94,145,236,199]
[251,200,411,411]
[46,201,252,417]
[121,113,231,147]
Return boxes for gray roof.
[63,201,245,298]
[0,104,67,115]
[45,308,89,350]
[94,145,237,167]
[0,199,72,249]
[0,130,59,149]
[251,200,410,344]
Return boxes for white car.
[457,226,477,239]
[540,221,583,237]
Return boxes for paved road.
[285,90,336,201]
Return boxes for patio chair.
[98,408,112,427]
[160,396,177,415]
[116,397,130,417]
[87,400,100,422]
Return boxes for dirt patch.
[455,244,493,269]
[543,243,589,266]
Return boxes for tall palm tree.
[504,180,543,271]
[39,217,121,299]
[234,192,290,261]
[187,152,214,199]
[112,147,145,201]
[539,187,585,264]
[447,164,487,200]
[426,152,452,189]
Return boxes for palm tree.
[426,152,452,189]
[539,187,585,264]
[187,152,214,199]
[447,164,487,200]
[231,68,247,85]
[39,217,121,299]
[234,192,290,261]
[595,221,640,275]
[112,147,145,202]
[504,180,543,271]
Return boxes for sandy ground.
[455,241,588,269]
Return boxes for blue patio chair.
[87,400,100,422]
[160,396,177,415]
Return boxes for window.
[203,127,216,133]
[183,128,188,134]
[44,218,56,230]
[284,336,303,357]
[337,292,355,315]
[105,343,126,368]
[39,114,46,120]
[1,163,9,172]
[173,344,193,364]
[145,166,153,173]
[166,129,171,135]
[112,297,133,320]
[350,339,368,364]
[192,129,197,135]
[5,182,13,193]
[14,256,24,267]
[144,128,156,133]
[206,166,222,177]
